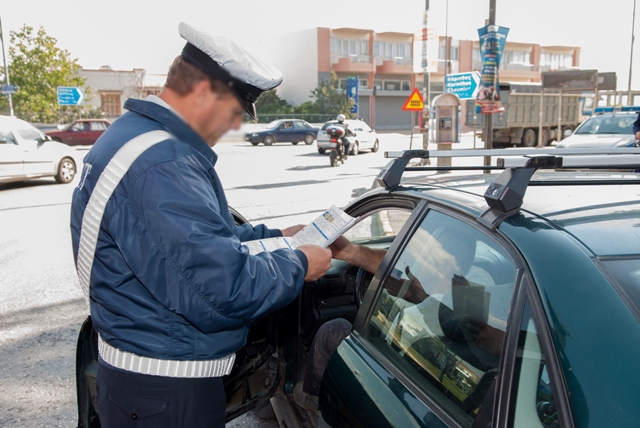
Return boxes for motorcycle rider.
[336,114,354,160]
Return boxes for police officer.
[336,113,353,159]
[70,22,332,428]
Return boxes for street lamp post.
[0,15,14,117]
[629,0,637,106]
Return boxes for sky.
[2,0,638,93]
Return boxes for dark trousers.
[302,318,352,396]
[97,359,226,428]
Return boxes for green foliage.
[0,25,87,123]
[255,89,292,115]
[307,71,354,118]
[252,71,354,122]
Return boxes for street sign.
[346,76,359,115]
[402,88,424,111]
[445,72,480,100]
[57,86,86,106]
[1,84,17,95]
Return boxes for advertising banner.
[346,76,359,115]
[476,25,509,114]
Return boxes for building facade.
[263,27,580,130]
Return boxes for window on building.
[338,79,347,90]
[361,41,369,56]
[401,81,411,91]
[384,80,401,91]
[373,41,380,56]
[360,79,369,88]
[374,80,383,90]
[101,93,121,117]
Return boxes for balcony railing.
[374,57,413,66]
[330,54,372,64]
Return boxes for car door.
[87,121,107,145]
[292,120,307,141]
[320,204,522,427]
[14,124,54,176]
[275,121,293,142]
[0,130,24,181]
[66,121,90,146]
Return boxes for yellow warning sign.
[402,88,424,111]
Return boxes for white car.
[316,119,379,155]
[556,112,637,148]
[0,115,79,184]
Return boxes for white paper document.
[242,205,357,255]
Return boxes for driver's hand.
[297,244,332,281]
[328,235,353,261]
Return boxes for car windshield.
[574,115,635,135]
[600,258,640,316]
[265,120,282,129]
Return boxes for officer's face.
[197,84,244,146]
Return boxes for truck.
[465,82,585,147]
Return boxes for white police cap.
[178,22,283,120]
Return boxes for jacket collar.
[123,98,218,165]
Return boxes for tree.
[255,89,292,115]
[0,25,86,123]
[307,71,354,117]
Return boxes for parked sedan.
[245,119,319,146]
[317,119,379,155]
[76,148,640,427]
[0,115,79,184]
[556,111,637,148]
[46,119,111,146]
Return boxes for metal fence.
[253,114,337,124]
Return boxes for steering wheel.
[354,267,374,307]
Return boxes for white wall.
[79,68,145,112]
[259,29,319,106]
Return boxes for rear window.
[322,121,338,131]
[600,258,640,315]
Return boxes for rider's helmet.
[336,114,346,123]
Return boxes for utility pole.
[629,0,637,105]
[421,0,430,161]
[0,15,14,117]
[483,0,496,157]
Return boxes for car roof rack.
[376,148,640,229]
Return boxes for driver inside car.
[295,226,506,417]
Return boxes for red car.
[46,119,111,146]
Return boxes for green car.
[76,149,640,427]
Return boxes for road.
[0,132,483,427]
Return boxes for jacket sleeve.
[108,160,308,334]
[634,113,640,134]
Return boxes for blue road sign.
[445,72,480,100]
[346,76,359,115]
[57,86,86,106]
[1,84,17,95]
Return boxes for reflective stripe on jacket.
[70,98,308,361]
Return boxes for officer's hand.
[281,224,305,237]
[297,244,332,281]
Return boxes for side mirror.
[563,129,573,137]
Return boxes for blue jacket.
[70,98,308,360]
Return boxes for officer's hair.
[165,55,232,97]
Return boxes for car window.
[343,209,412,244]
[16,125,46,143]
[575,115,635,135]
[280,121,293,129]
[364,210,517,427]
[266,120,281,129]
[89,122,107,131]
[322,121,338,131]
[0,130,17,145]
[71,122,87,132]
[293,121,305,129]
[509,300,560,428]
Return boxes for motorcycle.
[326,125,347,167]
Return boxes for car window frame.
[351,201,531,428]
[497,274,575,428]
